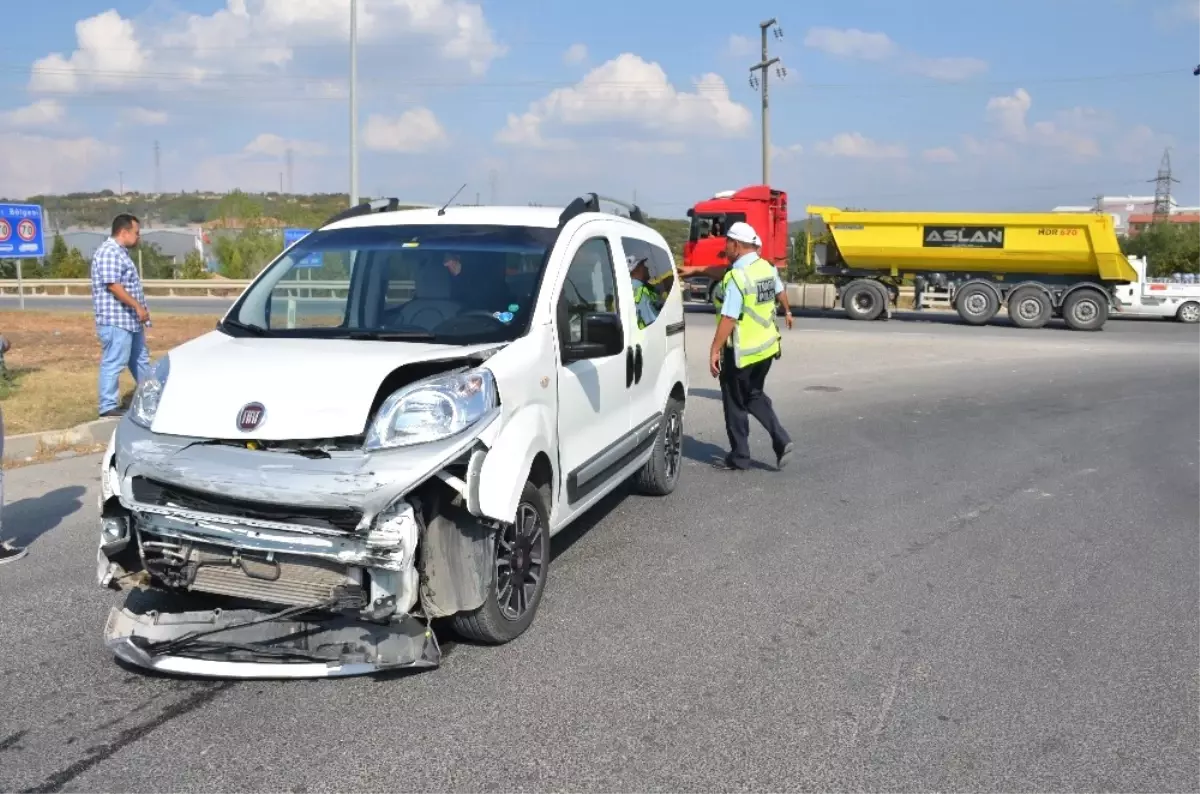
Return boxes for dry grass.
[0,311,214,435]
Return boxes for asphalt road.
[1,315,1197,792]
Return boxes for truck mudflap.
[104,599,441,679]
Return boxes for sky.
[1,0,1197,218]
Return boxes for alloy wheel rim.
[495,502,543,621]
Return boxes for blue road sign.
[0,203,46,259]
[282,227,322,268]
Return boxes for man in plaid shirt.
[90,213,151,417]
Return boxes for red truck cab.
[682,185,789,302]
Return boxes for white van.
[95,194,689,678]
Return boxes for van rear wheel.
[1177,301,1200,324]
[636,395,684,496]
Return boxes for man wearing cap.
[708,221,794,471]
[627,254,660,329]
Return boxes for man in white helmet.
[707,220,794,471]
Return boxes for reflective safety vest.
[633,283,657,329]
[712,257,781,368]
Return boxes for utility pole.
[285,147,294,194]
[1092,194,1104,212]
[118,171,124,195]
[349,0,359,208]
[488,168,498,204]
[749,18,785,186]
[153,140,161,194]
[1149,147,1178,221]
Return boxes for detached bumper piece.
[104,603,440,679]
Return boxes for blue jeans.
[97,325,151,414]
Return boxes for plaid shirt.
[90,238,147,331]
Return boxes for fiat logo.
[236,402,266,431]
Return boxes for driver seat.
[393,260,461,331]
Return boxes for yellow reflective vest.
[712,257,782,368]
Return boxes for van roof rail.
[318,198,439,228]
[557,192,647,228]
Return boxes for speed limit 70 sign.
[0,203,45,259]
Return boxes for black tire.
[1007,285,1052,329]
[1176,301,1200,324]
[1061,289,1108,331]
[636,395,684,496]
[954,283,1000,326]
[841,279,885,321]
[450,481,550,644]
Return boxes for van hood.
[149,331,502,440]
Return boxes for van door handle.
[626,346,634,388]
[633,344,644,384]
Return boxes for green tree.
[50,247,89,278]
[180,250,210,279]
[133,241,176,279]
[46,233,69,274]
[1121,223,1200,277]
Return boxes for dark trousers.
[719,347,791,469]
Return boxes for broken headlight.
[130,355,170,429]
[365,369,496,451]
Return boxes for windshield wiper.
[218,317,270,337]
[347,330,436,341]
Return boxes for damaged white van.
[96,194,689,678]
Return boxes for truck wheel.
[635,395,684,496]
[1177,301,1200,323]
[841,280,885,321]
[954,283,999,325]
[1007,286,1052,329]
[451,481,550,645]
[1062,289,1108,331]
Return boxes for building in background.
[61,227,210,270]
[1126,211,1200,238]
[1052,195,1200,236]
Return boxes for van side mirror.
[563,312,624,362]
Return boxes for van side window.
[621,236,675,329]
[559,237,618,345]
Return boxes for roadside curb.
[4,417,118,463]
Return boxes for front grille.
[131,476,363,534]
[186,544,359,607]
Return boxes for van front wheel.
[451,481,550,644]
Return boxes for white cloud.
[985,88,1100,158]
[804,27,897,61]
[121,107,169,126]
[0,133,116,197]
[815,132,907,160]
[0,100,66,129]
[804,26,987,82]
[771,143,804,163]
[244,133,328,158]
[28,0,505,97]
[563,43,588,65]
[30,10,147,93]
[1153,0,1200,24]
[363,108,448,153]
[922,146,959,164]
[496,53,752,149]
[908,56,988,82]
[726,34,755,58]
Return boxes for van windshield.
[223,224,557,345]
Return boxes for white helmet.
[726,221,761,246]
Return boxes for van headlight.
[129,355,170,429]
[365,369,497,451]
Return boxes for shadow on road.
[682,434,774,472]
[3,485,86,546]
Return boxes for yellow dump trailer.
[804,205,1137,331]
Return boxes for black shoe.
[712,455,749,471]
[100,408,125,418]
[776,442,794,470]
[0,542,28,565]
